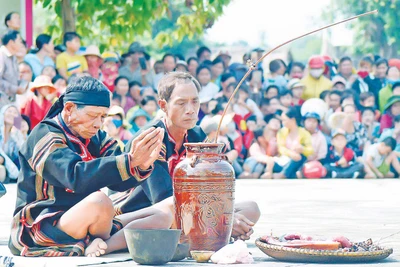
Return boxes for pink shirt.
[308,130,328,161]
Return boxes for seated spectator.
[41,65,57,79]
[101,51,120,92]
[273,107,314,179]
[200,115,242,176]
[342,104,368,156]
[233,83,264,127]
[363,137,400,178]
[331,75,347,91]
[107,105,133,144]
[16,61,34,108]
[197,65,219,101]
[380,96,400,133]
[379,66,400,112]
[269,96,283,115]
[323,90,342,131]
[52,74,67,96]
[240,115,281,179]
[361,107,380,143]
[379,115,400,157]
[211,57,225,85]
[187,57,199,77]
[288,61,305,79]
[243,115,257,150]
[84,45,103,79]
[260,98,271,117]
[141,95,158,119]
[20,114,31,140]
[24,34,55,78]
[215,73,236,103]
[263,84,279,99]
[0,105,24,183]
[56,32,88,79]
[374,58,389,87]
[301,55,333,100]
[175,60,188,72]
[279,89,293,111]
[262,59,288,90]
[352,56,381,97]
[337,56,355,86]
[154,53,176,88]
[113,76,135,113]
[303,112,327,162]
[129,108,151,135]
[322,129,364,178]
[287,79,305,106]
[153,60,164,74]
[197,46,211,63]
[21,75,56,129]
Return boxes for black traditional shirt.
[9,114,152,256]
[112,119,206,215]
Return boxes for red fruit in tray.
[332,236,352,248]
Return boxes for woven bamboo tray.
[255,238,393,263]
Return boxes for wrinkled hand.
[129,127,164,170]
[231,213,255,241]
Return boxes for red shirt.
[21,96,53,129]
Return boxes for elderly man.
[9,77,171,257]
[0,30,28,104]
[112,72,260,242]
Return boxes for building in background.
[0,0,33,47]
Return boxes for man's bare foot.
[85,238,108,257]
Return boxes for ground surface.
[0,179,399,267]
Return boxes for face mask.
[292,73,303,79]
[309,69,324,78]
[112,119,123,128]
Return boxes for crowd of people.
[1,11,400,182]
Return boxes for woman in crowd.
[24,34,55,78]
[113,76,135,113]
[197,65,220,101]
[273,107,314,179]
[0,105,24,183]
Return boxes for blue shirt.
[24,53,55,78]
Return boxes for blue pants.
[275,155,307,178]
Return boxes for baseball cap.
[331,128,346,138]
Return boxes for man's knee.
[235,200,261,223]
[153,210,174,229]
[85,192,114,218]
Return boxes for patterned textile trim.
[110,218,124,235]
[128,156,153,182]
[116,154,130,181]
[28,132,67,176]
[158,143,167,162]
[100,136,118,156]
[110,189,134,216]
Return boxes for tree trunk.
[62,0,76,34]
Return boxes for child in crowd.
[360,92,380,120]
[240,114,281,178]
[303,112,327,162]
[52,75,67,96]
[263,84,279,99]
[279,89,293,111]
[260,99,271,117]
[56,32,88,79]
[233,83,263,125]
[269,97,283,115]
[361,107,380,143]
[101,51,120,92]
[106,106,133,144]
[379,115,400,157]
[322,129,364,178]
[84,45,103,79]
[197,65,219,101]
[287,79,305,106]
[21,75,56,129]
[363,137,400,178]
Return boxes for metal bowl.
[190,250,215,263]
[124,229,181,265]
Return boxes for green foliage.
[35,0,231,53]
[328,0,399,57]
